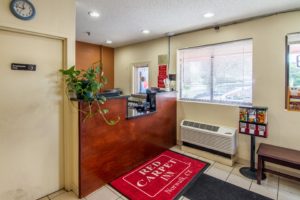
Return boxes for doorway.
[133,64,149,94]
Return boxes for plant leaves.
[60,61,119,125]
[102,109,109,114]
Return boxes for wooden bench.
[257,143,300,184]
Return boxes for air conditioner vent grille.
[181,120,237,155]
[182,120,219,132]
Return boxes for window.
[286,33,300,111]
[178,39,253,106]
[133,64,149,94]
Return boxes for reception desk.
[78,92,177,198]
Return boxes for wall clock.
[10,0,36,20]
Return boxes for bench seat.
[257,143,300,184]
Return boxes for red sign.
[111,150,207,200]
[158,64,168,88]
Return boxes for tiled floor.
[40,146,300,200]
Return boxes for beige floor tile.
[165,146,300,200]
[181,151,200,159]
[48,190,67,199]
[169,145,184,153]
[169,145,215,172]
[170,145,181,150]
[250,174,279,199]
[215,162,233,172]
[204,168,210,174]
[182,197,191,200]
[177,196,184,200]
[117,197,128,200]
[263,174,279,187]
[182,151,214,165]
[231,164,248,176]
[197,155,215,165]
[196,155,215,172]
[106,185,124,197]
[226,173,252,190]
[230,163,261,183]
[278,191,300,200]
[198,156,215,173]
[205,162,233,181]
[279,177,300,193]
[170,146,215,166]
[51,192,81,200]
[278,178,300,200]
[86,186,119,200]
[250,186,277,200]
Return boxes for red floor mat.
[111,150,207,200]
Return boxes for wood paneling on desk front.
[78,92,176,198]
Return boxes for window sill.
[177,99,251,107]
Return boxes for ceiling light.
[105,40,112,44]
[88,11,100,18]
[203,12,215,18]
[141,29,150,34]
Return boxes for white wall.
[171,11,300,161]
[115,11,300,167]
[0,0,77,198]
[114,37,168,94]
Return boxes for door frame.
[131,62,150,94]
[0,25,72,191]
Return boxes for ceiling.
[76,0,300,48]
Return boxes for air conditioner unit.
[180,120,238,156]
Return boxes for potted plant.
[60,61,119,125]
[59,66,80,99]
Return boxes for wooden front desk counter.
[78,92,177,198]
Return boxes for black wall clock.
[10,0,36,20]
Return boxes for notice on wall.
[158,64,167,88]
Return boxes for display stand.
[238,106,268,180]
[239,135,266,180]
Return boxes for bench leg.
[257,155,263,184]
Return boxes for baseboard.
[181,145,237,166]
[71,183,79,196]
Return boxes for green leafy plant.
[60,61,119,125]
